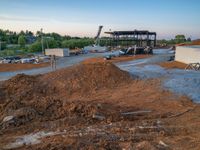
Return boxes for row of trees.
[0,29,194,52]
[28,38,94,52]
[0,29,94,52]
[157,35,192,46]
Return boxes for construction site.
[0,23,200,150]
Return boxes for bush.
[28,39,59,53]
[62,39,94,49]
[0,42,7,50]
[18,35,26,47]
[28,41,42,52]
[0,49,26,57]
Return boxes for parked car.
[10,56,21,63]
[0,57,12,64]
[20,58,35,64]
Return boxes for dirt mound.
[3,74,40,95]
[1,63,132,100]
[1,62,198,150]
[0,63,134,129]
[40,62,133,97]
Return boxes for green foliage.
[175,35,186,44]
[45,39,59,48]
[0,42,7,50]
[0,49,26,57]
[28,41,42,52]
[18,35,26,47]
[157,39,175,46]
[157,34,190,46]
[0,50,15,57]
[28,38,59,52]
[0,29,94,51]
[62,38,94,49]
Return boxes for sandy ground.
[0,55,149,73]
[158,61,187,69]
[0,62,200,150]
[0,63,50,72]
[82,55,150,64]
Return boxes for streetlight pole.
[41,28,44,54]
[0,37,1,51]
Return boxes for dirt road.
[0,63,50,72]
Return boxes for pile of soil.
[0,63,134,126]
[1,63,132,99]
[0,62,199,150]
[158,61,187,69]
[40,62,133,97]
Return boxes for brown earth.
[0,62,200,150]
[158,61,187,69]
[176,39,200,46]
[82,55,150,64]
[0,63,50,72]
[192,39,200,45]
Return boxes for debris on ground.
[0,62,200,150]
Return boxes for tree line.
[157,35,192,46]
[0,29,94,52]
[0,29,193,52]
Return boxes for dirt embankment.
[82,55,150,64]
[158,61,187,69]
[0,62,199,150]
[0,63,50,72]
[176,39,200,46]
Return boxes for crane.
[94,26,103,46]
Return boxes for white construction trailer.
[175,46,200,64]
[45,48,70,57]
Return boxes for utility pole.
[41,28,44,54]
[0,36,1,51]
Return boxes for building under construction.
[105,30,157,48]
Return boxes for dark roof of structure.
[105,30,156,35]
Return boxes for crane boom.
[95,26,103,45]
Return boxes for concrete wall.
[45,48,70,57]
[175,46,200,64]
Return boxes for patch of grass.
[0,49,27,57]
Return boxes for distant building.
[175,46,200,64]
[105,30,157,48]
[45,48,70,57]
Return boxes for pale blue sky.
[0,0,200,39]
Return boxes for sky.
[0,0,200,39]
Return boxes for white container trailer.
[83,46,108,53]
[175,46,200,64]
[45,48,70,57]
